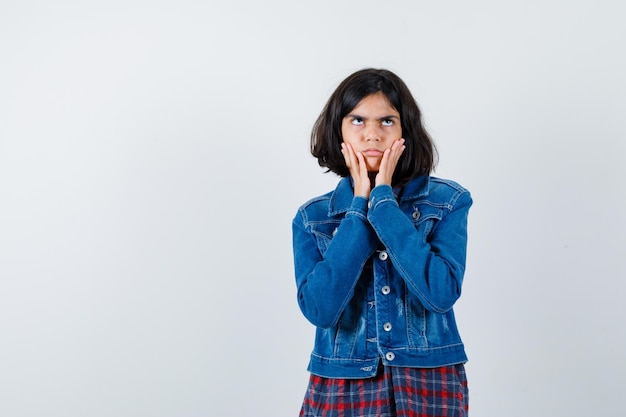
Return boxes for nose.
[364,123,382,142]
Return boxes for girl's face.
[341,92,402,172]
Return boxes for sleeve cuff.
[368,185,396,210]
[346,196,369,219]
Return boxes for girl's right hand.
[341,142,371,198]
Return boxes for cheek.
[382,130,401,142]
[341,127,356,144]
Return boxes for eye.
[350,117,364,126]
[381,118,394,127]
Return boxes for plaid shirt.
[300,364,469,417]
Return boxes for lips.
[363,149,383,157]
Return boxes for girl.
[292,68,472,417]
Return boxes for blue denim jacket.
[292,175,472,378]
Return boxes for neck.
[368,171,377,187]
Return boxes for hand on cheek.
[341,142,371,198]
[375,138,406,187]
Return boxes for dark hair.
[311,68,437,186]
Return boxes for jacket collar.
[328,176,431,215]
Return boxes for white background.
[1,1,625,416]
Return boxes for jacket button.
[381,286,391,295]
[383,322,392,332]
[385,352,395,361]
[378,251,388,261]
[332,227,338,236]
[368,200,373,209]
[412,209,421,220]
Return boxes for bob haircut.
[311,68,437,186]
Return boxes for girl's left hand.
[375,138,406,187]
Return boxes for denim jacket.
[292,175,472,378]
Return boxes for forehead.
[349,92,398,115]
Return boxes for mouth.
[363,149,383,157]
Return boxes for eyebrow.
[345,114,400,121]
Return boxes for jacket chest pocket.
[405,203,444,242]
[310,220,341,254]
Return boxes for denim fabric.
[292,176,472,378]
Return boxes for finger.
[355,151,369,178]
[376,140,406,186]
[390,138,406,156]
[387,139,406,165]
[343,142,367,187]
[378,148,393,177]
[342,142,356,170]
[353,151,371,197]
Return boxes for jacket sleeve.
[292,197,378,329]
[367,184,472,313]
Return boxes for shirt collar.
[328,175,431,214]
